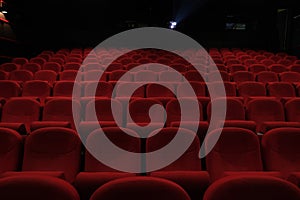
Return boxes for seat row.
[1,96,300,134]
[1,126,300,199]
[1,80,300,101]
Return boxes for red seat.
[262,128,300,178]
[34,70,57,84]
[0,98,40,132]
[290,64,300,73]
[177,82,206,97]
[84,81,113,97]
[237,82,266,97]
[53,81,81,97]
[169,64,188,73]
[232,71,255,83]
[49,57,65,66]
[135,70,158,82]
[89,177,190,200]
[43,62,62,73]
[9,70,33,82]
[256,71,279,83]
[248,64,267,73]
[146,83,176,106]
[0,70,8,80]
[246,98,285,133]
[74,127,140,200]
[184,70,205,82]
[0,128,22,173]
[203,175,300,200]
[269,64,288,73]
[0,176,80,200]
[12,57,28,66]
[59,70,80,81]
[83,70,106,81]
[22,63,41,73]
[280,72,300,83]
[267,82,296,98]
[205,128,263,181]
[83,63,104,72]
[0,80,21,98]
[228,64,247,73]
[261,59,275,66]
[64,62,81,71]
[278,59,293,66]
[22,80,51,100]
[207,71,230,82]
[208,81,237,97]
[0,63,19,72]
[159,71,182,82]
[109,70,132,82]
[30,57,47,66]
[285,98,300,122]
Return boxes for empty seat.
[84,81,113,97]
[208,81,237,97]
[12,57,28,66]
[0,63,19,72]
[106,63,124,72]
[53,81,81,97]
[74,127,140,200]
[127,98,165,137]
[49,57,65,65]
[83,63,104,71]
[226,59,241,67]
[269,64,288,73]
[22,63,41,73]
[114,82,145,98]
[256,71,279,83]
[262,128,300,178]
[290,64,300,73]
[278,59,293,66]
[135,70,158,82]
[205,128,263,180]
[246,98,285,132]
[238,82,266,97]
[146,83,175,105]
[267,82,296,97]
[169,64,187,73]
[85,98,123,127]
[228,64,247,73]
[30,57,47,66]
[248,64,267,73]
[90,177,190,200]
[280,72,300,82]
[1,98,40,131]
[203,175,300,200]
[244,59,257,67]
[64,62,81,71]
[261,59,275,66]
[159,71,182,82]
[184,70,205,82]
[9,70,33,82]
[232,71,255,83]
[34,70,57,84]
[177,82,206,97]
[0,176,80,200]
[59,70,80,81]
[31,98,81,130]
[14,127,81,182]
[109,70,132,82]
[0,128,22,173]
[285,98,300,122]
[0,81,21,98]
[0,70,8,80]
[43,62,62,73]
[207,71,230,82]
[22,80,51,99]
[83,70,106,81]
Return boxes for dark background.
[0,0,300,60]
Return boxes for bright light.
[169,21,177,29]
[1,11,7,14]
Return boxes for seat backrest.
[184,70,205,82]
[237,82,266,97]
[134,70,158,82]
[146,83,175,98]
[203,175,300,200]
[0,128,22,173]
[9,70,34,82]
[22,63,41,73]
[0,80,21,98]
[206,128,262,180]
[177,82,206,97]
[146,127,201,171]
[84,81,113,97]
[256,71,279,83]
[90,177,190,200]
[267,82,296,97]
[0,176,80,200]
[53,81,81,97]
[232,71,255,83]
[22,127,81,182]
[280,72,300,83]
[63,62,81,71]
[0,63,19,72]
[246,98,285,127]
[268,64,288,73]
[22,80,51,98]
[285,98,300,122]
[84,127,140,172]
[1,98,40,125]
[43,62,62,73]
[59,70,80,81]
[34,70,57,84]
[262,128,300,176]
[248,64,268,73]
[159,71,182,82]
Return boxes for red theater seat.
[0,176,80,200]
[0,128,22,173]
[232,71,255,83]
[262,128,300,179]
[267,82,296,98]
[207,71,230,82]
[59,70,80,81]
[146,83,176,106]
[0,80,21,99]
[53,81,81,97]
[22,80,51,100]
[0,63,19,72]
[64,62,81,71]
[285,98,300,122]
[280,72,300,83]
[12,57,28,66]
[9,70,34,82]
[30,57,47,66]
[74,127,140,200]
[34,70,57,84]
[228,64,247,73]
[43,62,62,73]
[290,64,300,73]
[248,64,267,73]
[237,82,266,97]
[203,175,300,200]
[159,71,182,82]
[21,63,41,73]
[256,71,279,83]
[89,177,190,200]
[184,70,205,82]
[206,128,263,181]
[269,64,288,73]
